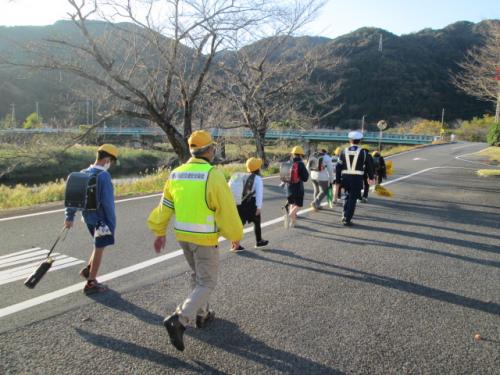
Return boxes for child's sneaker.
[83,280,107,295]
[230,245,245,253]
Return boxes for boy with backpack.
[229,157,268,252]
[281,146,309,228]
[64,144,118,295]
[307,148,334,211]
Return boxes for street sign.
[377,120,388,131]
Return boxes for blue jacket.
[65,165,116,233]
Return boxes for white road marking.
[0,161,478,319]
[0,247,85,286]
[0,252,57,269]
[412,157,427,161]
[455,148,499,168]
[0,247,42,260]
[0,260,85,286]
[0,249,50,266]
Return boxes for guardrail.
[0,127,436,144]
[210,128,436,145]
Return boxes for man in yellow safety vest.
[147,130,243,351]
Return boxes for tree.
[410,120,442,135]
[2,0,268,162]
[0,114,16,129]
[208,1,327,164]
[22,112,43,129]
[452,21,500,121]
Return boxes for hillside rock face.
[0,19,497,128]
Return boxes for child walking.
[231,158,269,251]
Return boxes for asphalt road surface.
[0,142,499,374]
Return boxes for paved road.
[0,142,499,374]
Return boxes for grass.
[477,169,500,177]
[476,147,500,162]
[0,163,282,210]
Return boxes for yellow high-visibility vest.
[169,162,219,244]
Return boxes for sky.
[0,0,499,39]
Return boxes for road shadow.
[75,328,226,374]
[238,250,500,317]
[88,289,163,326]
[188,318,345,374]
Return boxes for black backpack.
[64,170,103,210]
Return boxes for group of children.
[227,144,387,251]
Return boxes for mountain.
[0,19,497,128]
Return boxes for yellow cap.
[98,144,119,159]
[372,151,381,157]
[291,146,305,156]
[188,130,215,149]
[334,147,341,156]
[246,157,263,172]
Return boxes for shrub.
[455,115,495,142]
[487,122,500,146]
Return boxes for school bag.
[280,161,301,183]
[307,152,324,171]
[64,170,103,210]
[228,173,256,205]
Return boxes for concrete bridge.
[0,127,436,145]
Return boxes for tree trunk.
[157,119,191,163]
[254,129,267,167]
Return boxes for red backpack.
[290,162,300,184]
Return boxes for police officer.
[335,131,375,226]
[147,130,243,351]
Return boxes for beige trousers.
[176,241,219,327]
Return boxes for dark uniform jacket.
[335,146,374,191]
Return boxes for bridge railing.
[0,127,436,144]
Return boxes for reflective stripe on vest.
[169,162,217,235]
[341,148,365,175]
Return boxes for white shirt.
[250,174,264,209]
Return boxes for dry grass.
[477,147,500,162]
[477,169,500,177]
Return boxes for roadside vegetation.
[476,146,500,178]
[0,142,418,211]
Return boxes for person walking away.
[332,147,342,204]
[361,146,374,203]
[147,130,243,352]
[230,157,269,252]
[372,151,387,184]
[64,144,119,295]
[308,148,334,211]
[335,132,374,226]
[286,146,309,228]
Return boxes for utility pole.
[36,101,39,119]
[361,115,366,133]
[441,108,445,127]
[495,66,500,122]
[378,34,383,52]
[10,103,15,127]
[86,99,90,126]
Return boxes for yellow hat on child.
[246,157,263,172]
